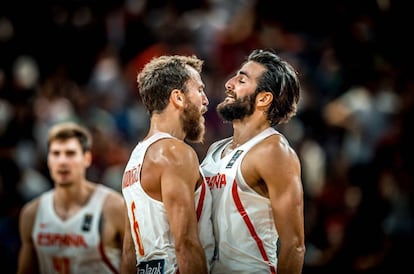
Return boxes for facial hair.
[217,93,256,122]
[181,100,205,143]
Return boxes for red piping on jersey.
[195,182,206,222]
[231,180,276,274]
[99,241,119,274]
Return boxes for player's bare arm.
[17,199,40,274]
[121,207,137,274]
[102,191,126,249]
[159,139,208,274]
[243,135,305,274]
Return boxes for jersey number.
[131,201,145,255]
[52,256,70,274]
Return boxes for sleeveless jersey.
[121,132,215,274]
[32,184,120,274]
[200,127,282,274]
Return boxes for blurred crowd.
[1,0,413,273]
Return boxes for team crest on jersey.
[138,259,165,274]
[226,150,243,168]
[82,213,93,231]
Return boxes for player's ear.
[257,91,273,107]
[84,150,92,167]
[171,89,185,107]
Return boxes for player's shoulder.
[99,185,125,213]
[157,137,198,161]
[254,131,296,158]
[19,195,42,220]
[98,184,123,201]
[158,137,191,149]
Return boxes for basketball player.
[121,55,214,274]
[201,49,306,273]
[17,122,126,274]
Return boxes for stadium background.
[1,0,413,273]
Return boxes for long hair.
[248,49,300,126]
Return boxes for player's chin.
[187,127,205,144]
[198,126,206,143]
[56,180,73,187]
[224,97,235,104]
[201,106,208,115]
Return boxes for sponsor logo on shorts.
[138,259,165,274]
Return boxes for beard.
[217,93,256,122]
[181,100,205,143]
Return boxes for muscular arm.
[160,140,208,274]
[102,190,128,272]
[248,136,305,274]
[17,200,40,274]
[121,206,137,274]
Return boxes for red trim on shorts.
[231,180,276,274]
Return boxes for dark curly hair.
[248,49,300,126]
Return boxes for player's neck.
[53,182,94,220]
[232,119,270,146]
[148,114,185,140]
[54,180,93,206]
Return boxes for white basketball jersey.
[121,132,214,274]
[32,184,120,274]
[200,127,281,274]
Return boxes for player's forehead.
[238,61,266,80]
[49,138,82,151]
[185,65,204,89]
